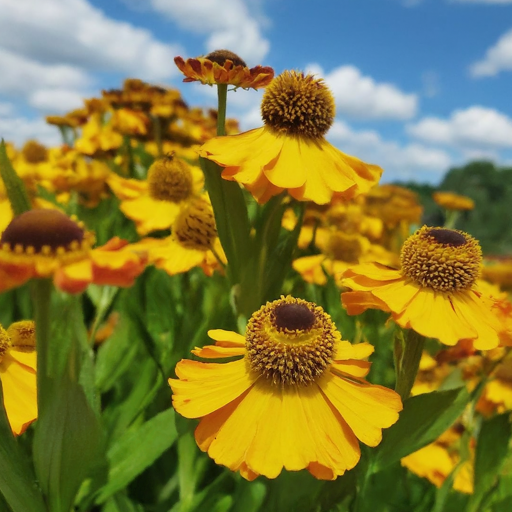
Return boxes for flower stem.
[30,278,53,414]
[394,328,425,401]
[216,84,228,136]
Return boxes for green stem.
[444,210,460,230]
[394,328,425,402]
[30,279,53,415]
[152,115,163,157]
[216,84,228,136]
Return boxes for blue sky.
[1,0,512,183]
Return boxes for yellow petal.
[0,352,37,435]
[331,360,372,378]
[207,329,246,346]
[319,372,402,447]
[394,289,476,346]
[170,358,258,418]
[334,341,374,361]
[263,138,307,188]
[451,291,500,350]
[372,280,421,313]
[192,345,246,358]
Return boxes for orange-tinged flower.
[0,321,37,435]
[342,226,502,349]
[0,209,147,293]
[174,50,274,89]
[170,296,402,480]
[200,71,382,205]
[433,191,475,211]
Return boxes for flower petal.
[319,372,402,447]
[207,329,246,346]
[334,341,374,361]
[0,352,37,435]
[170,358,257,418]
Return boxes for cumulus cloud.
[407,106,512,148]
[0,0,181,80]
[329,121,452,181]
[307,64,418,120]
[470,28,512,77]
[0,113,61,147]
[145,0,270,63]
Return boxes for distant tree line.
[397,161,512,255]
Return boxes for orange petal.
[207,329,246,346]
[341,290,391,315]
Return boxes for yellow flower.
[342,226,502,349]
[132,196,226,276]
[200,71,382,205]
[0,209,147,293]
[107,156,205,236]
[0,321,37,435]
[293,230,397,286]
[433,191,475,211]
[170,296,402,480]
[174,50,274,89]
[401,427,474,494]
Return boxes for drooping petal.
[170,358,258,418]
[0,352,37,435]
[394,289,476,346]
[331,360,372,378]
[319,372,402,447]
[192,345,246,358]
[450,291,500,350]
[263,138,308,188]
[372,280,421,313]
[334,341,374,361]
[342,290,391,315]
[207,329,246,346]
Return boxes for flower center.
[22,140,48,163]
[7,321,36,350]
[172,197,217,251]
[245,296,339,386]
[204,49,247,68]
[261,71,335,139]
[400,226,482,292]
[1,210,88,254]
[0,325,11,358]
[326,232,364,262]
[148,153,194,203]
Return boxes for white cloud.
[144,0,270,63]
[407,106,512,148]
[0,48,90,98]
[0,102,14,116]
[0,114,61,147]
[470,28,512,77]
[28,89,87,113]
[0,0,181,81]
[307,64,418,120]
[329,121,452,181]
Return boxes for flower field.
[0,51,511,512]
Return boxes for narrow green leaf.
[468,413,512,512]
[200,157,251,284]
[102,493,145,512]
[394,328,425,401]
[95,408,178,504]
[372,387,470,472]
[0,139,31,215]
[0,381,46,512]
[33,379,104,512]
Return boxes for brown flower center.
[261,71,335,139]
[205,50,247,68]
[172,197,217,251]
[147,153,194,203]
[1,210,85,253]
[400,226,482,292]
[245,296,340,386]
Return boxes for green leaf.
[33,379,104,512]
[0,381,46,512]
[94,408,178,504]
[200,157,251,284]
[468,413,512,512]
[102,493,145,512]
[372,387,470,472]
[0,140,31,215]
